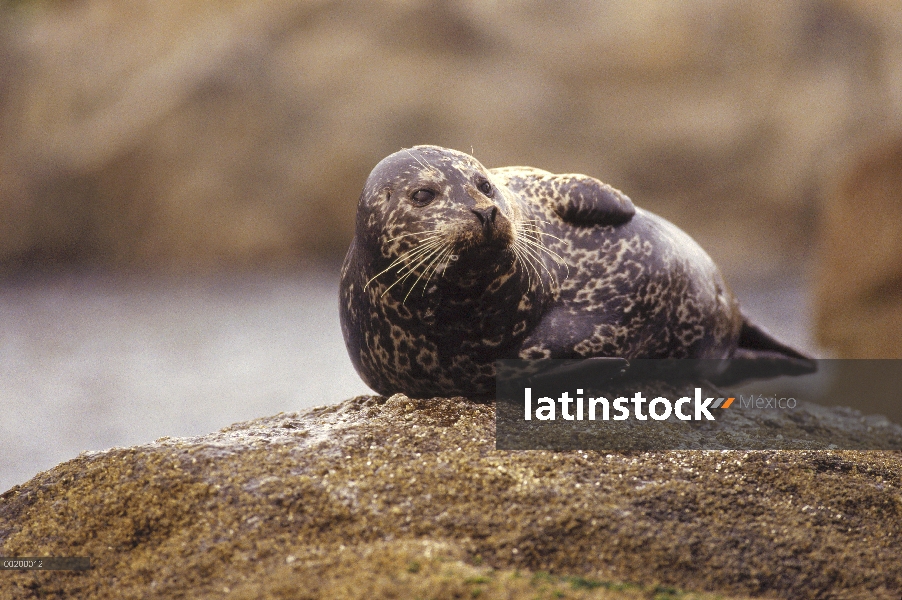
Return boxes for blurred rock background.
[1,0,902,490]
[816,135,902,358]
[1,0,900,277]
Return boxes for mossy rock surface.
[2,394,901,599]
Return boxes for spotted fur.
[340,145,746,398]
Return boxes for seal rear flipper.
[710,317,817,386]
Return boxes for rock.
[2,395,901,599]
[815,135,902,358]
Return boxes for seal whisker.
[388,243,447,283]
[514,245,541,293]
[523,240,569,282]
[403,148,438,175]
[530,231,566,243]
[402,241,448,290]
[520,222,569,246]
[364,261,407,290]
[435,245,458,279]
[384,242,448,299]
[382,238,445,263]
[517,235,568,267]
[397,246,448,303]
[517,220,566,246]
[384,230,443,243]
[419,246,451,290]
[511,245,532,289]
[409,244,454,301]
[514,239,549,292]
[403,148,429,169]
[388,236,446,264]
[515,238,550,272]
[517,231,569,271]
[390,238,445,265]
[512,221,544,291]
[364,238,446,290]
[518,221,571,273]
[520,218,554,227]
[516,239,559,290]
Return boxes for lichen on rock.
[1,394,901,599]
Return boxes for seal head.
[341,146,554,396]
[353,146,519,275]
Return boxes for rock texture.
[2,395,901,599]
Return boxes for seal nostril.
[471,207,497,226]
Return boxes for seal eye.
[410,189,436,206]
[477,180,493,197]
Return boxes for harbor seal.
[340,145,814,398]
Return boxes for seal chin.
[456,239,513,264]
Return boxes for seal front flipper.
[710,315,818,386]
[491,168,635,226]
[547,173,636,226]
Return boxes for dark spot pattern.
[340,146,743,397]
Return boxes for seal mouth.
[455,205,515,252]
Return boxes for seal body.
[340,146,805,398]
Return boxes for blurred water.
[0,267,816,493]
[0,268,372,493]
